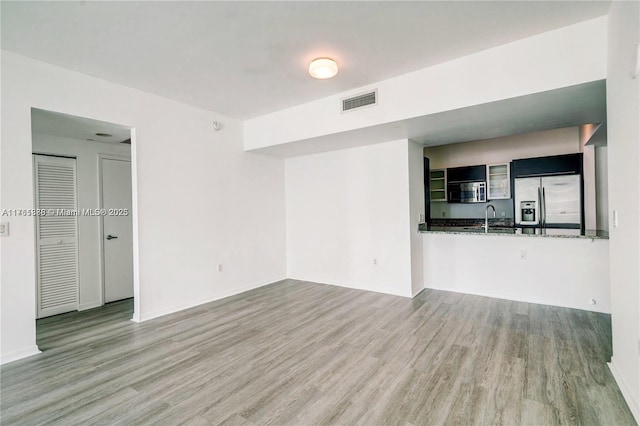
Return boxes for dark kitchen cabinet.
[511,153,583,178]
[446,165,486,182]
[424,157,431,221]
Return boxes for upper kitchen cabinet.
[487,163,511,199]
[511,153,583,177]
[429,169,447,202]
[446,165,486,182]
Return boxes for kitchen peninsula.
[420,223,609,239]
[422,127,610,314]
[420,225,610,314]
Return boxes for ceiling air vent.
[342,90,377,112]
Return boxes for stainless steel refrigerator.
[514,174,582,228]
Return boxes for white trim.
[129,129,142,324]
[424,284,611,314]
[608,358,639,422]
[412,287,426,298]
[131,277,286,323]
[0,346,42,365]
[288,276,413,299]
[78,301,102,311]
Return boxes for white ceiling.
[1,1,611,120]
[31,108,132,144]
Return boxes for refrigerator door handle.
[542,186,547,228]
[538,187,542,228]
[537,186,543,228]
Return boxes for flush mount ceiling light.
[308,58,338,79]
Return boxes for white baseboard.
[0,345,41,365]
[131,276,286,323]
[79,301,102,311]
[608,358,639,422]
[412,287,427,297]
[424,284,611,314]
[288,276,413,298]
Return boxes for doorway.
[31,108,135,323]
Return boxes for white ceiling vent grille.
[342,90,377,112]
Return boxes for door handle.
[542,187,546,228]
[106,235,118,240]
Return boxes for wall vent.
[342,90,377,112]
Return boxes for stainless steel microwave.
[448,181,487,203]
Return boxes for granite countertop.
[418,223,609,240]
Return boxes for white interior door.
[34,155,79,318]
[101,158,134,303]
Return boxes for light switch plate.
[0,222,9,236]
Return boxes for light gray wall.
[408,140,425,296]
[605,1,640,418]
[1,51,288,364]
[285,139,414,298]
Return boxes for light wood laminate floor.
[0,280,635,425]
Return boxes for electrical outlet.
[441,212,446,217]
[500,211,506,217]
[217,264,223,272]
[613,210,619,228]
[520,250,527,260]
[373,258,378,266]
[590,298,597,305]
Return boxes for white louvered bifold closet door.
[34,155,79,318]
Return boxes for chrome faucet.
[484,204,496,233]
